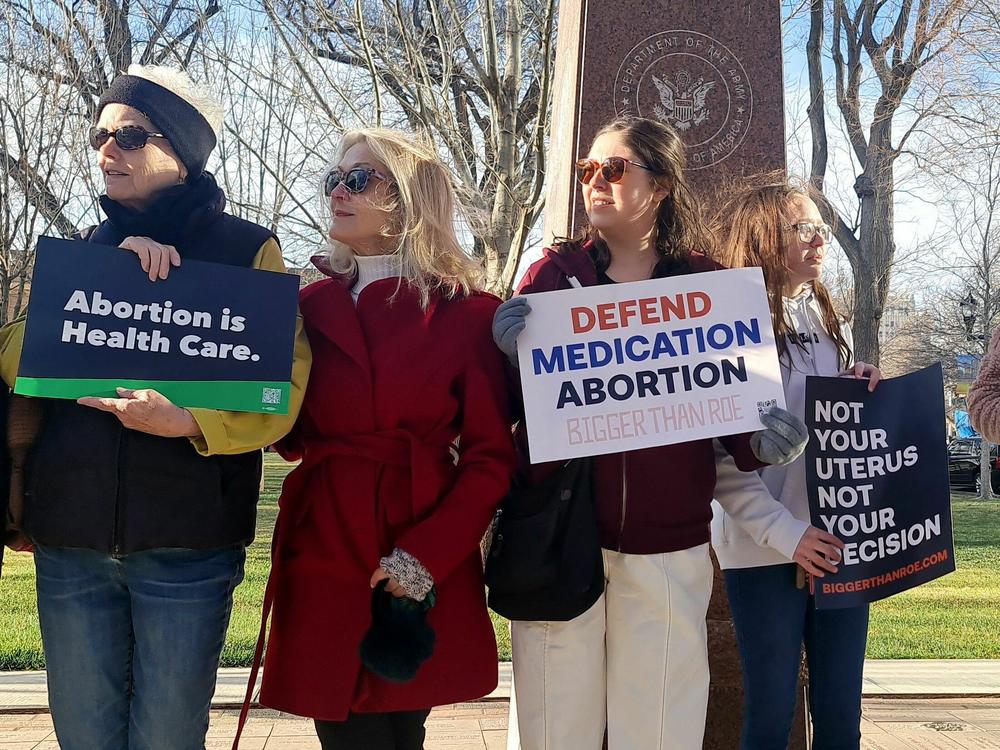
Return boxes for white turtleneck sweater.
[351,253,400,302]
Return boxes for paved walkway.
[2,659,998,712]
[863,660,1000,696]
[2,662,999,747]
[0,664,510,712]
[1,698,999,749]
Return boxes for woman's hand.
[793,525,845,577]
[370,568,409,598]
[840,361,882,392]
[5,533,33,554]
[492,296,531,364]
[77,388,202,438]
[119,236,181,281]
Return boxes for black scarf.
[98,172,226,249]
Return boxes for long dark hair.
[714,174,852,367]
[556,116,715,274]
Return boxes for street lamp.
[960,292,978,338]
[957,291,992,498]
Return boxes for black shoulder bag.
[485,457,604,621]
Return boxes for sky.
[7,0,969,296]
[515,5,955,288]
[780,13,942,268]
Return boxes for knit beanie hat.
[97,65,221,181]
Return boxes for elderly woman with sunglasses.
[0,65,310,750]
[252,128,514,750]
[493,116,811,750]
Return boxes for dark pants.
[34,544,246,750]
[725,563,870,750]
[315,709,431,750]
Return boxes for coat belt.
[283,429,446,532]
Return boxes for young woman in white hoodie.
[710,179,882,750]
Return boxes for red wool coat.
[258,274,515,720]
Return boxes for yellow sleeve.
[0,316,26,389]
[187,237,313,455]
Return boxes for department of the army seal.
[614,30,753,170]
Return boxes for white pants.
[507,544,713,750]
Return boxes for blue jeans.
[34,544,246,750]
[724,563,869,750]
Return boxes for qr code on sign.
[261,387,282,405]
[756,399,777,416]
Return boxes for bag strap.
[230,513,285,750]
[230,574,272,749]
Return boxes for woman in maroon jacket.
[257,128,515,750]
[493,116,807,750]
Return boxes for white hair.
[126,64,224,136]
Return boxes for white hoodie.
[711,285,854,569]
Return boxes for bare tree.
[805,0,996,364]
[1,0,223,238]
[3,0,339,273]
[266,0,557,294]
[886,114,1000,497]
[201,6,347,265]
[0,4,99,322]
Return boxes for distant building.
[879,294,915,347]
[4,278,30,323]
[288,265,325,288]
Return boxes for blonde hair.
[323,128,484,306]
[126,64,224,136]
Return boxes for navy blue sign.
[16,237,299,413]
[806,364,955,609]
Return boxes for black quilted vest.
[25,175,276,553]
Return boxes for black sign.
[806,364,955,609]
[15,237,299,414]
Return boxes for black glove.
[359,580,437,683]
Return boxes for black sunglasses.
[575,156,652,184]
[323,167,391,197]
[89,125,167,151]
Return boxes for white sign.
[517,268,786,462]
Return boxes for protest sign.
[806,364,955,609]
[15,237,299,414]
[517,268,786,463]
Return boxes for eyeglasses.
[323,167,391,197]
[786,222,833,243]
[575,156,652,185]
[89,126,167,151]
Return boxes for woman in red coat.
[258,128,515,749]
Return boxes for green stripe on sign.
[14,377,290,415]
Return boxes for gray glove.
[493,296,531,364]
[751,405,808,465]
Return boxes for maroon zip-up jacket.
[514,243,764,554]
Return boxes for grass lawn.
[867,493,1000,658]
[0,454,995,669]
[0,454,511,669]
